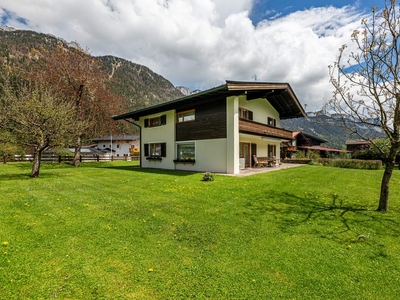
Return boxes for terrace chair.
[253,155,264,168]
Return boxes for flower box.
[173,158,196,164]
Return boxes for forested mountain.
[98,55,184,110]
[0,26,183,110]
[281,115,349,148]
[281,113,383,149]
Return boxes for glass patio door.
[239,143,250,167]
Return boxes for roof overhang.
[112,80,306,121]
[298,146,351,153]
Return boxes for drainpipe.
[122,118,142,168]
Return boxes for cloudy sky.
[0,0,381,110]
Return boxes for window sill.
[146,156,162,161]
[173,159,196,164]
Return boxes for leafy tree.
[25,43,127,166]
[0,78,88,177]
[329,0,400,211]
[352,139,391,161]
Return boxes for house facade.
[113,81,305,174]
[345,139,372,152]
[91,135,140,157]
[282,132,349,158]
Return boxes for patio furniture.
[252,155,264,168]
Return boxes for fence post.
[80,155,82,163]
[111,155,114,162]
[3,155,6,164]
[58,155,61,163]
[97,155,99,162]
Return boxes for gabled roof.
[112,80,306,121]
[298,146,350,153]
[293,131,327,143]
[345,139,371,145]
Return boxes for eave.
[112,80,306,121]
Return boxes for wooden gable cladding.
[176,98,226,141]
[239,118,293,139]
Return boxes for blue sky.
[0,0,386,109]
[250,0,377,23]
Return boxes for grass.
[1,161,400,299]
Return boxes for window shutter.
[161,115,167,125]
[144,119,149,128]
[144,143,149,156]
[161,142,167,157]
[248,111,253,120]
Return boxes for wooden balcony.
[239,118,293,140]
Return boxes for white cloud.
[0,0,369,110]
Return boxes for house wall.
[174,139,227,173]
[140,110,176,170]
[96,139,139,156]
[239,97,280,127]
[137,96,283,174]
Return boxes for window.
[176,142,195,159]
[144,115,167,128]
[177,110,195,123]
[268,145,276,157]
[144,143,167,157]
[268,117,276,127]
[239,107,253,120]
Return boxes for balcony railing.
[239,118,293,139]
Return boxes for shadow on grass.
[97,165,199,177]
[0,162,74,181]
[244,190,400,252]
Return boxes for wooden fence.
[3,154,140,164]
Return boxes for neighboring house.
[282,132,348,158]
[91,135,140,157]
[112,80,306,174]
[345,139,372,152]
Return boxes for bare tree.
[329,0,400,211]
[0,78,88,177]
[27,43,127,167]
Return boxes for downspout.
[122,118,142,168]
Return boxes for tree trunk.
[73,135,82,167]
[31,147,44,177]
[377,146,398,211]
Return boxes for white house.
[91,135,140,157]
[112,81,305,174]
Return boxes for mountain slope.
[0,26,183,110]
[281,114,384,149]
[99,55,184,110]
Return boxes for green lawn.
[1,162,399,299]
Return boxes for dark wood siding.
[176,98,227,141]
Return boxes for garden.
[1,161,399,299]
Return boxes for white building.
[91,135,140,157]
[112,81,305,174]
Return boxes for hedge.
[317,158,382,170]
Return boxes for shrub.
[318,158,382,170]
[307,150,320,162]
[294,150,306,160]
[202,172,214,181]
